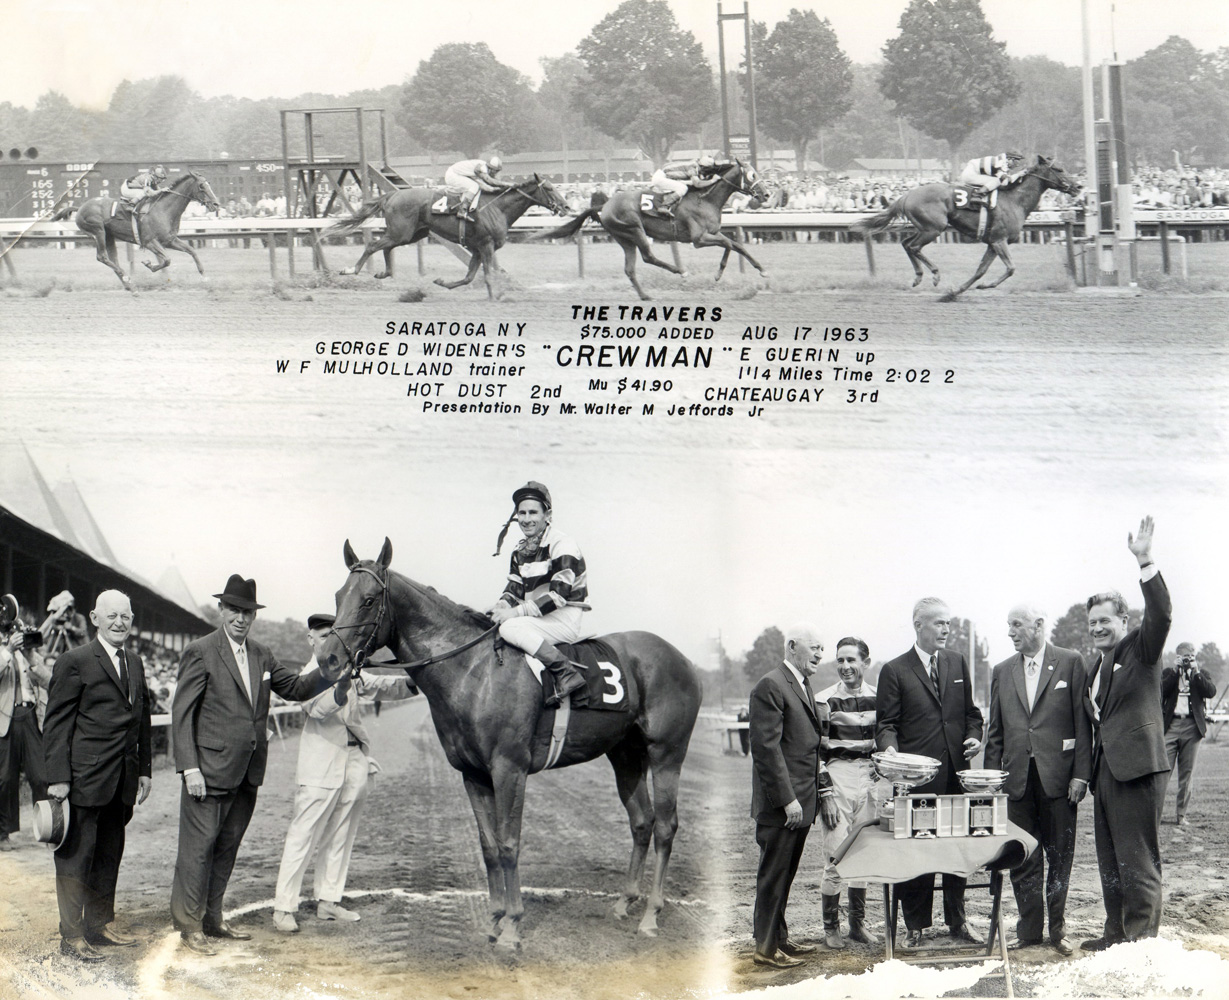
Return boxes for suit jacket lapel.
[910,652,941,706]
[217,631,254,710]
[779,664,817,720]
[1033,646,1059,707]
[1011,654,1030,714]
[94,639,128,702]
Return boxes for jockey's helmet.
[1005,151,1024,164]
[698,154,715,169]
[512,481,551,511]
[153,164,168,179]
[487,155,503,173]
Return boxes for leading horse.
[530,159,771,300]
[74,171,220,291]
[317,539,703,949]
[322,176,568,299]
[852,155,1083,299]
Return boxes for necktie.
[928,654,940,697]
[115,647,130,697]
[803,676,817,714]
[236,644,251,700]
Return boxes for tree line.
[3,0,1226,172]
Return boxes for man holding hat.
[271,613,415,933]
[43,589,152,962]
[170,575,335,955]
[490,481,590,707]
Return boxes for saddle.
[430,188,467,215]
[521,637,631,712]
[638,191,677,218]
[953,186,997,239]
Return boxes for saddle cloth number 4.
[431,195,450,214]
[598,661,624,704]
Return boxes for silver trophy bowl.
[957,769,1009,793]
[872,752,942,795]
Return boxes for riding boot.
[822,892,846,950]
[533,640,586,708]
[661,193,680,216]
[847,887,875,944]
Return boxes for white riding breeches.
[499,606,584,654]
[820,757,879,894]
[650,170,688,198]
[443,170,482,208]
[959,166,1003,192]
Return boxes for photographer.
[40,591,89,658]
[0,594,51,849]
[1161,642,1217,826]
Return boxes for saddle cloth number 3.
[640,193,655,213]
[953,188,970,208]
[598,661,624,704]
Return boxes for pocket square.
[953,677,963,684]
[1113,663,1123,672]
[262,671,271,681]
[1055,679,1068,689]
[1062,738,1076,751]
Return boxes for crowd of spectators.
[1130,166,1229,208]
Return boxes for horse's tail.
[524,206,602,243]
[323,194,394,239]
[851,197,908,236]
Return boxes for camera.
[15,627,43,650]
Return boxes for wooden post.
[288,229,296,277]
[417,243,425,276]
[736,227,746,273]
[266,233,277,278]
[1159,221,1171,274]
[863,233,876,276]
[576,233,585,278]
[1064,221,1077,279]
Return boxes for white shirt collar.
[782,659,808,690]
[915,644,939,669]
[1022,642,1046,671]
[226,634,248,658]
[98,635,123,664]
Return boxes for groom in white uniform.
[272,614,415,932]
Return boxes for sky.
[3,0,1228,110]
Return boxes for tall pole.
[1082,0,1099,246]
[717,3,731,155]
[743,2,758,168]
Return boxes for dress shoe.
[273,910,299,934]
[778,939,817,956]
[317,900,360,922]
[87,923,136,947]
[1053,937,1075,956]
[202,919,251,940]
[1080,937,1114,952]
[60,936,104,962]
[902,929,924,950]
[181,930,217,956]
[752,949,803,969]
[0,834,13,852]
[1007,937,1042,950]
[950,922,984,946]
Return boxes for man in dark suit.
[876,597,984,949]
[43,590,152,962]
[1161,642,1216,826]
[984,604,1090,956]
[749,624,838,969]
[1081,516,1171,951]
[170,574,333,955]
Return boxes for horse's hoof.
[338,267,356,276]
[638,925,659,938]
[374,272,390,280]
[432,278,449,287]
[911,279,922,288]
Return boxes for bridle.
[490,178,567,216]
[329,564,499,677]
[712,163,764,198]
[148,175,219,211]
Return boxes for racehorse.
[530,160,771,300]
[852,155,1083,299]
[317,539,703,949]
[74,171,220,291]
[323,176,568,299]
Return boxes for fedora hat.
[33,798,70,850]
[212,574,265,610]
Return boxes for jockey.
[958,151,1026,201]
[119,164,168,214]
[651,154,722,214]
[490,481,589,708]
[444,155,514,222]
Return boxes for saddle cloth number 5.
[598,661,624,704]
[640,193,655,213]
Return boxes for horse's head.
[526,174,569,216]
[1031,156,1082,198]
[313,537,397,682]
[734,160,772,202]
[185,171,221,213]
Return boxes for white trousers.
[498,606,584,654]
[650,170,688,198]
[273,746,369,910]
[821,758,878,894]
[958,167,1004,191]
